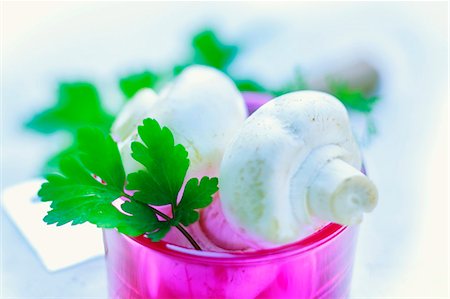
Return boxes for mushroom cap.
[111,88,158,143]
[151,65,248,177]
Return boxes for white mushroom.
[112,65,247,177]
[219,90,378,245]
[111,88,159,143]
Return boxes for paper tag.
[1,179,104,272]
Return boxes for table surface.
[2,2,448,298]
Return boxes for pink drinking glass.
[103,93,360,299]
[103,223,358,299]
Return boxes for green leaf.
[237,69,308,97]
[39,118,218,248]
[145,221,171,242]
[125,118,218,245]
[26,82,114,135]
[42,145,79,175]
[76,127,125,191]
[40,157,125,226]
[126,118,189,206]
[191,29,238,72]
[119,200,160,236]
[235,79,267,93]
[175,177,219,226]
[119,71,159,99]
[38,128,158,237]
[172,63,191,76]
[328,80,379,113]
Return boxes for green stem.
[176,224,202,251]
[150,207,202,251]
[122,194,202,251]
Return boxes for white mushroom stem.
[308,158,378,225]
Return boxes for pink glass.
[103,93,360,299]
[103,224,358,299]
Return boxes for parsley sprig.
[26,83,115,174]
[39,118,218,250]
[26,82,114,135]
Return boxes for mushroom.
[219,90,378,245]
[112,65,247,177]
[111,88,159,143]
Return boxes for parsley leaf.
[174,29,239,75]
[119,71,159,99]
[125,118,219,243]
[39,118,218,249]
[192,29,238,72]
[234,79,267,93]
[26,82,115,174]
[172,63,191,76]
[328,80,380,145]
[26,82,114,134]
[236,69,308,96]
[145,221,172,242]
[40,158,124,228]
[126,118,190,205]
[328,80,379,113]
[76,127,125,190]
[43,145,79,174]
[176,177,219,226]
[119,200,161,237]
[38,128,155,236]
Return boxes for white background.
[2,2,449,298]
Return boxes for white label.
[1,179,104,272]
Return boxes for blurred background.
[2,2,448,298]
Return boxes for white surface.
[1,2,448,298]
[1,180,104,272]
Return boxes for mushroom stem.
[308,159,378,225]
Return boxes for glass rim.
[123,223,348,265]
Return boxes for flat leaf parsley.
[39,118,219,250]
